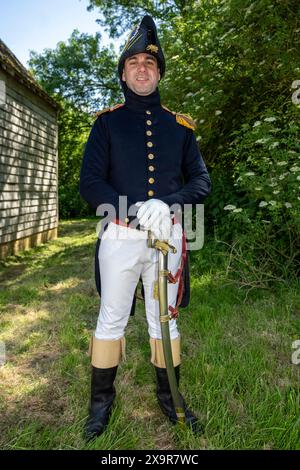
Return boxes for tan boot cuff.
[89,336,126,368]
[150,336,181,368]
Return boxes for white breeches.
[95,222,183,341]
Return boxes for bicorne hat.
[118,15,165,83]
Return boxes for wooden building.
[0,39,60,259]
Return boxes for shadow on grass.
[0,220,102,449]
[57,218,99,238]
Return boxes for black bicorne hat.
[118,15,165,83]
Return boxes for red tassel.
[167,272,177,284]
[168,305,179,319]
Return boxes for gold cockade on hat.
[146,44,159,54]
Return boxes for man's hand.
[136,199,171,240]
[150,217,172,241]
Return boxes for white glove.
[134,201,144,209]
[150,216,172,240]
[136,199,171,240]
[137,199,170,226]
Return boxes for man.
[80,15,211,441]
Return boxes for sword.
[147,230,186,426]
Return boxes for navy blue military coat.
[80,88,211,311]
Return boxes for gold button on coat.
[148,154,154,160]
[146,120,152,125]
[149,165,155,171]
[146,130,152,136]
[148,190,154,196]
[148,177,155,184]
[147,142,153,148]
[146,110,151,115]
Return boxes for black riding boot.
[85,365,118,441]
[155,365,204,435]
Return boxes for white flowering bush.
[217,107,300,284]
[227,109,300,224]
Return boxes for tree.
[29,29,121,113]
[87,0,185,37]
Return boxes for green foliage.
[87,0,183,37]
[229,110,300,221]
[29,29,121,112]
[212,105,300,285]
[210,105,300,233]
[56,102,92,218]
[159,0,300,164]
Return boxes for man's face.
[122,52,160,96]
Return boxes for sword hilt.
[147,231,177,255]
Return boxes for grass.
[0,218,300,450]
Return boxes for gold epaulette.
[175,113,196,130]
[162,105,196,130]
[95,103,124,118]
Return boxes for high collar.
[124,87,161,113]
